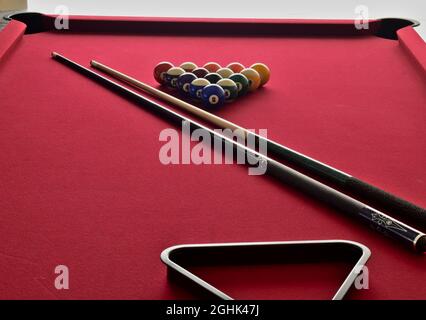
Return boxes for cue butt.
[416,235,426,252]
[345,177,426,231]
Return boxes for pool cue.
[90,60,426,231]
[52,52,426,253]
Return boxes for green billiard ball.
[229,73,250,97]
[204,72,222,84]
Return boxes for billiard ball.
[250,63,270,86]
[240,68,261,91]
[165,67,186,88]
[229,73,250,97]
[153,61,173,85]
[189,78,211,100]
[217,78,238,102]
[177,72,198,95]
[204,72,222,84]
[192,67,209,78]
[216,67,234,78]
[201,84,225,108]
[227,62,245,73]
[203,62,221,73]
[180,62,198,72]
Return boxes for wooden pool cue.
[52,52,426,252]
[90,60,426,231]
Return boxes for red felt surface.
[0,17,425,300]
[188,262,355,300]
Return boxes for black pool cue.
[51,52,426,253]
[90,61,426,231]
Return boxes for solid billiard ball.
[228,73,249,97]
[203,62,221,73]
[177,72,198,95]
[192,67,209,78]
[227,62,245,73]
[201,84,225,108]
[153,61,174,85]
[240,68,261,91]
[180,62,198,72]
[165,67,186,88]
[250,63,270,86]
[216,67,234,78]
[217,78,238,102]
[189,78,211,100]
[204,72,222,84]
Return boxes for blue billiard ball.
[217,78,238,102]
[165,67,185,88]
[201,84,225,108]
[177,72,197,95]
[189,78,210,100]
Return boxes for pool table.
[0,13,425,300]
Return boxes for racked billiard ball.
[165,67,186,88]
[153,61,173,85]
[192,67,209,78]
[201,84,225,108]
[203,62,221,73]
[189,78,211,100]
[217,78,238,102]
[177,72,198,96]
[250,63,270,86]
[204,72,222,84]
[241,68,261,91]
[216,67,234,78]
[180,62,198,72]
[229,73,249,97]
[227,62,245,73]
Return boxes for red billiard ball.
[203,62,221,73]
[227,62,245,73]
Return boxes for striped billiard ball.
[217,78,238,102]
[240,68,261,91]
[177,72,198,96]
[189,78,211,100]
[180,62,198,72]
[165,67,186,88]
[216,67,234,78]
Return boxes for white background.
[28,0,426,39]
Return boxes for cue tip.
[90,60,98,67]
[51,51,59,58]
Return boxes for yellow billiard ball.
[250,63,270,86]
[241,68,261,91]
